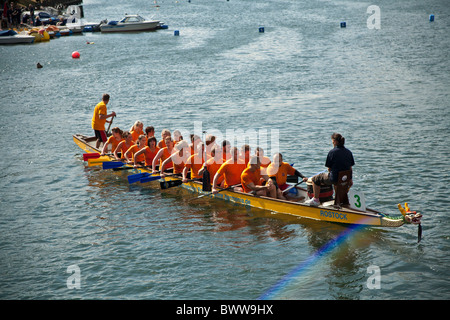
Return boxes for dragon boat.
[73,134,423,237]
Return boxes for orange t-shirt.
[241,167,263,193]
[185,154,204,179]
[117,141,134,158]
[267,162,296,185]
[125,145,145,163]
[160,147,173,169]
[170,151,187,174]
[106,136,124,153]
[158,139,167,149]
[203,157,223,184]
[143,146,160,167]
[216,159,247,188]
[130,129,144,142]
[222,152,232,163]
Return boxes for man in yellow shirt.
[91,94,116,148]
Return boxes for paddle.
[83,152,112,161]
[190,184,241,201]
[140,175,162,184]
[282,180,305,194]
[126,172,161,184]
[102,161,127,170]
[128,172,150,184]
[112,165,152,171]
[106,114,115,136]
[87,156,113,166]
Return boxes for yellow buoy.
[42,30,50,41]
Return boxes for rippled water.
[1,0,449,300]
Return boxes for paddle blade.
[87,159,103,167]
[87,156,113,166]
[102,161,125,170]
[127,172,150,184]
[83,153,101,161]
[160,179,183,189]
[140,175,161,184]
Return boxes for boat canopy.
[0,30,18,37]
[120,15,146,23]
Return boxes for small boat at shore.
[0,30,35,44]
[73,133,423,236]
[100,14,160,32]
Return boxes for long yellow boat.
[73,134,423,233]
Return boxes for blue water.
[1,0,449,300]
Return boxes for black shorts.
[94,130,107,143]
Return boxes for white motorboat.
[100,14,160,32]
[66,22,85,34]
[0,30,35,44]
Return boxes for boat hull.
[165,176,405,227]
[0,35,35,44]
[100,21,160,32]
[73,134,406,227]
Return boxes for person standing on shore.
[91,93,116,149]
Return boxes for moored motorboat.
[73,133,423,234]
[0,30,35,44]
[100,14,160,32]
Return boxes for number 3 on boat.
[348,189,366,211]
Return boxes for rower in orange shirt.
[182,142,205,182]
[205,134,216,158]
[198,146,223,185]
[189,134,202,157]
[133,136,160,168]
[239,144,251,166]
[114,131,134,160]
[173,130,183,147]
[101,127,123,156]
[161,140,189,176]
[267,153,307,200]
[124,134,147,166]
[255,147,271,175]
[145,126,155,139]
[152,136,175,172]
[221,140,232,163]
[130,121,144,143]
[157,129,171,149]
[212,147,247,193]
[241,156,276,197]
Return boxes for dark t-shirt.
[325,146,355,182]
